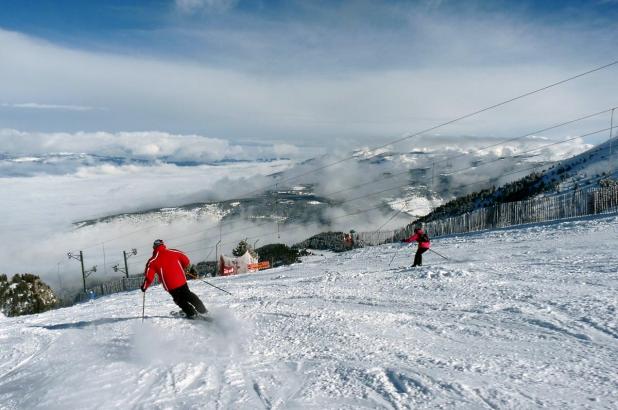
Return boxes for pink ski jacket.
[402,229,431,249]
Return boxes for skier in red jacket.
[141,239,207,318]
[401,226,431,267]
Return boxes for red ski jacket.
[403,229,431,249]
[143,245,190,292]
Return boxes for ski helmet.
[153,239,164,248]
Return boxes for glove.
[140,282,147,292]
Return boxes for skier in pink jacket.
[401,226,431,267]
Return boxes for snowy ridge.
[543,135,618,192]
[1,215,617,408]
[73,136,587,233]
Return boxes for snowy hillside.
[415,136,618,225]
[73,136,590,235]
[541,136,617,192]
[1,214,616,409]
[0,133,591,285]
[74,184,333,229]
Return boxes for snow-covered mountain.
[417,136,618,224]
[538,135,617,192]
[1,214,616,408]
[0,133,593,290]
[74,136,591,232]
[74,184,335,229]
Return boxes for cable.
[318,108,614,200]
[75,62,618,250]
[314,126,613,213]
[441,127,613,177]
[265,61,618,188]
[118,124,616,267]
[87,129,618,277]
[81,107,616,253]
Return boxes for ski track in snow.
[1,216,617,409]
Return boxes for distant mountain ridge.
[415,136,617,225]
[0,152,286,177]
[73,137,591,234]
[75,184,334,228]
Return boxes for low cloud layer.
[0,130,592,293]
[0,129,305,173]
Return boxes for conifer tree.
[232,240,257,257]
[0,273,58,317]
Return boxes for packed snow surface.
[1,216,617,409]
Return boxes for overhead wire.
[83,105,617,256]
[124,124,617,267]
[257,60,618,189]
[101,128,618,278]
[76,61,618,251]
[107,118,618,264]
[161,108,612,244]
[317,108,615,199]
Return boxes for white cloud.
[0,18,616,148]
[1,102,102,111]
[273,143,300,158]
[0,129,304,164]
[0,157,292,277]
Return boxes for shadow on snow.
[31,315,174,330]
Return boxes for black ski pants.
[413,247,429,267]
[169,284,206,316]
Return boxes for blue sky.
[2,0,617,67]
[0,0,617,149]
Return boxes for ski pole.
[389,243,405,266]
[141,292,146,322]
[429,248,448,260]
[187,272,232,296]
[199,279,232,296]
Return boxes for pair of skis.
[170,310,213,322]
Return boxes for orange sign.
[247,261,271,270]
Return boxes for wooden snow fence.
[358,184,618,243]
[401,184,618,239]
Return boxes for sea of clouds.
[0,128,593,293]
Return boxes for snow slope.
[1,216,617,409]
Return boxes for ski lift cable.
[124,125,615,265]
[328,126,616,206]
[84,106,615,252]
[77,62,618,250]
[126,127,616,266]
[316,107,615,200]
[93,104,617,252]
[256,61,618,190]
